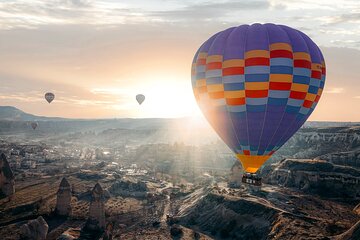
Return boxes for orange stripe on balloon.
[245,50,270,58]
[226,98,246,105]
[224,90,245,98]
[197,86,207,94]
[293,52,311,61]
[206,55,223,63]
[209,91,224,99]
[269,43,292,51]
[305,93,316,101]
[223,59,244,68]
[206,62,222,70]
[269,74,292,82]
[245,82,269,90]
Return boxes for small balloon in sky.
[31,122,38,130]
[45,92,55,103]
[136,94,145,105]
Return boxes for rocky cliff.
[177,188,279,239]
[271,126,360,169]
[175,186,359,239]
[263,159,360,199]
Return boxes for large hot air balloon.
[136,94,145,105]
[191,23,325,177]
[45,92,55,103]
[31,122,38,130]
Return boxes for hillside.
[0,106,66,121]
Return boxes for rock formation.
[55,177,72,216]
[264,159,360,198]
[86,183,106,231]
[103,222,114,240]
[0,153,15,197]
[335,219,360,240]
[57,227,81,240]
[20,216,48,240]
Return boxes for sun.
[92,75,204,119]
[129,78,202,119]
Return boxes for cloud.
[269,0,359,11]
[0,0,270,29]
[330,39,360,47]
[150,1,270,22]
[320,12,360,26]
[324,87,345,94]
[0,0,149,29]
[0,92,44,102]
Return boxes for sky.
[0,0,360,121]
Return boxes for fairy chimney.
[86,183,106,231]
[55,177,72,216]
[20,216,48,240]
[0,153,15,197]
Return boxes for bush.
[170,225,183,237]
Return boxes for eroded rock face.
[55,177,72,216]
[177,189,279,239]
[20,216,48,240]
[0,153,15,197]
[86,183,106,231]
[273,127,360,168]
[264,159,360,198]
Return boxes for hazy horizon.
[1,105,360,123]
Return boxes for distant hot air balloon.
[31,122,38,130]
[191,23,325,178]
[45,92,55,103]
[136,94,145,105]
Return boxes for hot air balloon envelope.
[136,94,145,105]
[45,92,55,103]
[31,122,38,130]
[191,23,326,173]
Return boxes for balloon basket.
[242,173,262,186]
